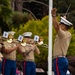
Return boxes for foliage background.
[1,0,75,72]
[12,16,49,71]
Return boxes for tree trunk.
[11,0,15,10]
[15,0,23,12]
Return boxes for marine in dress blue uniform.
[18,32,40,75]
[52,8,73,75]
[2,31,18,75]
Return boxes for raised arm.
[52,8,60,33]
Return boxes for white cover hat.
[3,31,15,38]
[23,32,32,37]
[60,17,73,26]
[8,31,15,35]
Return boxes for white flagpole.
[48,0,53,75]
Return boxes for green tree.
[11,11,34,30]
[67,28,75,56]
[0,0,12,33]
[53,0,75,13]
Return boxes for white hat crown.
[8,31,15,35]
[23,32,32,37]
[60,16,73,26]
[3,31,15,38]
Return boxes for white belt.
[4,57,16,61]
[53,55,65,58]
[25,59,34,62]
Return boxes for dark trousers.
[23,61,36,75]
[53,57,68,75]
[0,62,2,74]
[2,59,16,75]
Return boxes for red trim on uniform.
[23,61,26,75]
[56,58,60,75]
[2,59,6,75]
